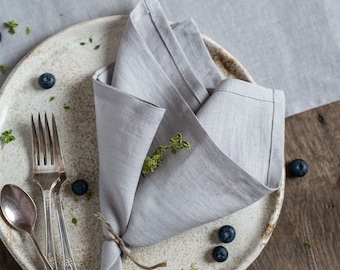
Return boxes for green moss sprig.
[72,217,78,226]
[1,129,15,149]
[25,27,31,35]
[5,21,19,34]
[142,132,190,176]
[181,263,199,270]
[0,64,7,74]
[305,241,313,248]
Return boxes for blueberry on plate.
[289,159,308,177]
[71,179,88,195]
[38,73,56,89]
[218,225,236,243]
[212,246,228,262]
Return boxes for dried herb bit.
[89,37,93,43]
[142,132,190,176]
[72,217,78,226]
[168,132,191,154]
[63,105,70,110]
[142,150,164,176]
[49,96,55,102]
[0,64,7,74]
[305,241,313,248]
[1,129,15,149]
[5,20,19,34]
[94,44,100,50]
[86,192,93,201]
[181,263,199,270]
[190,263,198,270]
[80,42,86,46]
[25,27,31,35]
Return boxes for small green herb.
[191,263,198,270]
[49,96,55,102]
[86,192,93,201]
[0,64,7,74]
[142,132,190,176]
[89,37,93,43]
[94,44,100,50]
[62,204,65,210]
[25,27,31,35]
[63,105,70,110]
[80,42,86,46]
[305,241,313,248]
[72,217,78,226]
[1,129,15,149]
[181,263,199,270]
[168,132,191,154]
[5,20,19,34]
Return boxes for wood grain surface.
[1,101,339,269]
[249,100,340,270]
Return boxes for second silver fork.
[51,114,77,270]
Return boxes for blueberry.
[38,73,56,89]
[289,159,308,177]
[71,179,88,195]
[218,225,236,243]
[212,246,228,262]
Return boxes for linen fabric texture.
[2,0,340,116]
[92,0,285,269]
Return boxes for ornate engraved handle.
[42,190,58,270]
[53,191,77,270]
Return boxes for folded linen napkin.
[92,0,285,269]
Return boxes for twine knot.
[95,212,167,270]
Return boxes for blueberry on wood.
[289,159,308,177]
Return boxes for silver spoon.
[0,184,54,270]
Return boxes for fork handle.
[53,191,78,270]
[42,190,58,270]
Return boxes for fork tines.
[31,113,57,167]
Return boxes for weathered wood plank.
[249,101,340,270]
[0,240,21,269]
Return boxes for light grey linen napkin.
[92,0,285,269]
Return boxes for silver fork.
[51,113,77,270]
[31,113,59,270]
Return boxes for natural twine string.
[95,212,167,270]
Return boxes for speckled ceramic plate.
[0,16,285,270]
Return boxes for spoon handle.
[29,231,54,270]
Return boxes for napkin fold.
[93,0,285,269]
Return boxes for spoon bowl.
[0,184,54,270]
[1,184,37,232]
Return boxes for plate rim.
[0,14,285,270]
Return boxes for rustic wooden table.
[249,100,340,270]
[1,101,339,269]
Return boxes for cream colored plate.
[0,15,284,270]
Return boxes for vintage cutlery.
[0,184,54,270]
[51,113,77,270]
[31,113,59,270]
